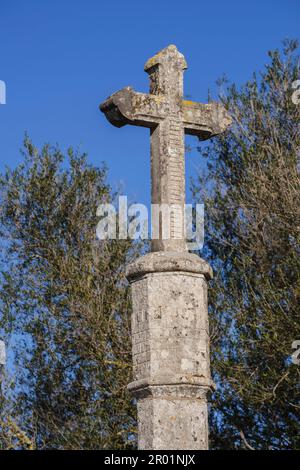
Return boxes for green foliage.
[0,138,137,449]
[192,40,300,449]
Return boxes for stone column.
[126,252,214,450]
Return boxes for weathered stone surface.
[100,45,231,252]
[126,251,213,281]
[126,252,214,449]
[135,385,209,450]
[100,45,231,450]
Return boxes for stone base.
[126,252,213,450]
[131,384,209,450]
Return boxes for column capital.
[126,251,213,282]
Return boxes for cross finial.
[100,45,231,252]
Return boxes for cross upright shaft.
[100,45,231,251]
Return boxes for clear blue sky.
[0,0,299,206]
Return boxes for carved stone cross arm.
[100,45,231,252]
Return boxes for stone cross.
[100,44,231,251]
[100,45,231,450]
